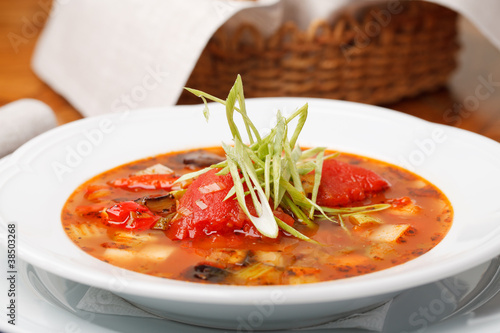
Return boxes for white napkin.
[32,0,279,117]
[0,99,57,158]
[32,0,500,118]
[76,286,392,331]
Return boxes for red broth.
[61,147,452,285]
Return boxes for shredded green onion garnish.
[179,75,389,243]
[338,214,351,235]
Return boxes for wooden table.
[1,1,499,142]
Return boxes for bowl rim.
[2,97,500,306]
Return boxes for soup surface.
[61,147,453,285]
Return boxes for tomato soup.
[61,147,452,285]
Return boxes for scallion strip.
[309,149,325,219]
[338,214,351,235]
[282,195,316,228]
[264,154,271,199]
[321,204,391,215]
[275,217,321,245]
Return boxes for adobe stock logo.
[443,74,500,126]
[51,118,115,181]
[7,0,75,54]
[340,0,404,62]
[402,277,470,332]
[237,290,286,332]
[110,64,169,113]
[397,128,448,173]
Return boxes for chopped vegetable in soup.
[61,76,453,285]
[62,147,452,285]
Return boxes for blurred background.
[0,0,499,143]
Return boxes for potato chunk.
[135,164,174,176]
[204,249,248,266]
[366,224,410,243]
[103,248,135,261]
[252,251,286,268]
[138,245,175,262]
[389,199,421,216]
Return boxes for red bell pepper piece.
[104,201,159,230]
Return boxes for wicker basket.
[178,1,459,105]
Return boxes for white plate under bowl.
[1,98,500,330]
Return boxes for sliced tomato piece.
[104,201,159,230]
[273,208,295,227]
[110,174,179,190]
[167,169,249,240]
[317,159,390,207]
[167,169,294,240]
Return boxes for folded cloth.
[0,99,57,158]
[32,0,279,117]
[32,0,500,117]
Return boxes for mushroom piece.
[182,151,225,168]
[192,264,230,283]
[135,194,176,214]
